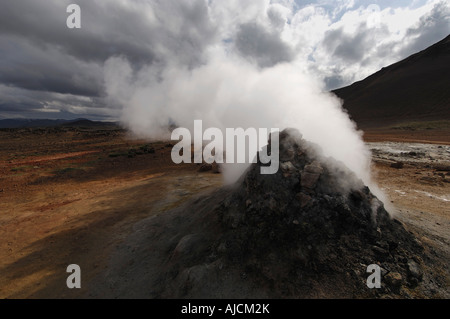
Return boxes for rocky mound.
[92,129,426,298]
[209,128,425,297]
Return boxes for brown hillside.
[333,35,450,129]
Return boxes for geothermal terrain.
[0,122,448,298]
[1,36,449,299]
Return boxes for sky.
[0,0,448,120]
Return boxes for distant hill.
[0,118,118,129]
[60,118,118,127]
[333,34,450,129]
[0,119,69,128]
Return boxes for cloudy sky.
[0,0,448,120]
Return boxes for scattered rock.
[385,272,403,292]
[280,149,295,162]
[300,172,320,189]
[198,163,212,172]
[139,144,155,154]
[390,162,404,169]
[407,259,423,281]
[212,162,221,174]
[280,161,296,175]
[433,164,450,172]
[350,190,364,201]
[304,162,324,174]
[170,234,206,264]
[296,192,312,208]
[372,245,390,261]
[419,176,440,185]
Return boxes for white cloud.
[292,0,450,88]
[192,0,448,89]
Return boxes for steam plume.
[103,1,387,208]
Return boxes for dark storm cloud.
[0,0,448,119]
[235,22,294,68]
[0,35,103,97]
[4,0,216,66]
[0,0,214,66]
[0,83,113,119]
[0,0,219,118]
[0,0,218,119]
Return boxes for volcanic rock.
[407,259,423,281]
[212,162,221,174]
[198,163,213,172]
[168,129,423,296]
[96,128,425,298]
[385,272,403,293]
[390,162,404,169]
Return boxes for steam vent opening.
[98,129,426,299]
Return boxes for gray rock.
[171,234,205,263]
[280,148,295,162]
[212,162,221,174]
[300,162,324,189]
[296,192,312,208]
[407,259,423,280]
[304,162,324,174]
[385,272,403,292]
[199,163,212,172]
[390,162,404,169]
[280,161,296,175]
[300,171,320,189]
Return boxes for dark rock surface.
[90,129,427,298]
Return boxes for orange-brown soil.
[0,126,448,298]
[363,127,450,145]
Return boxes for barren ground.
[0,126,448,298]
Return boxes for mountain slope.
[333,35,450,128]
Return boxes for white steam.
[105,54,369,180]
[102,1,388,210]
